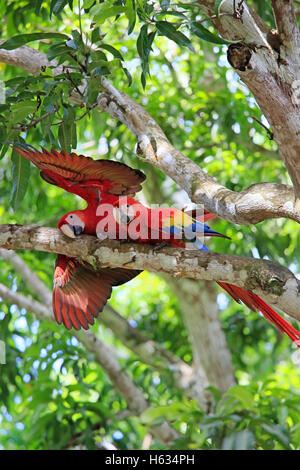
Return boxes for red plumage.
[14,146,300,346]
[218,282,300,343]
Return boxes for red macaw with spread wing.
[14,147,300,345]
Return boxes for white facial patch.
[60,224,76,238]
[66,213,85,229]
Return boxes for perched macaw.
[14,147,300,345]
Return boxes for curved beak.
[60,224,83,239]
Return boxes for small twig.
[50,102,98,127]
[233,0,245,21]
[68,51,88,74]
[16,108,58,132]
[250,116,274,140]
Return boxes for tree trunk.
[167,277,235,393]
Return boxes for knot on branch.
[227,43,252,72]
[266,29,282,53]
[244,260,289,297]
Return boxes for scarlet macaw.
[14,147,300,345]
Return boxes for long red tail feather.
[218,282,300,346]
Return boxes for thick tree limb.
[0,41,63,75]
[0,43,299,224]
[0,223,299,322]
[0,247,209,405]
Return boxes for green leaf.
[190,21,234,45]
[50,0,68,17]
[156,21,195,53]
[83,0,95,8]
[141,71,146,89]
[136,0,146,13]
[222,430,255,450]
[0,33,69,50]
[35,0,43,15]
[11,148,31,210]
[260,423,290,449]
[122,66,132,86]
[226,385,255,410]
[58,108,77,153]
[157,10,187,19]
[141,403,191,425]
[58,121,71,153]
[66,38,78,50]
[95,5,124,22]
[125,0,136,34]
[91,26,102,45]
[71,30,86,52]
[90,0,124,23]
[0,104,9,113]
[137,24,148,58]
[137,25,155,88]
[99,44,124,60]
[11,100,37,121]
[47,42,69,61]
[90,0,114,16]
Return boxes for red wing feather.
[218,281,300,344]
[53,255,140,330]
[184,209,216,222]
[13,147,146,200]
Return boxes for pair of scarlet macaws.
[14,147,300,345]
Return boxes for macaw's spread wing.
[53,255,140,330]
[13,147,146,202]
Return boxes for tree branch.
[0,41,63,75]
[1,223,299,322]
